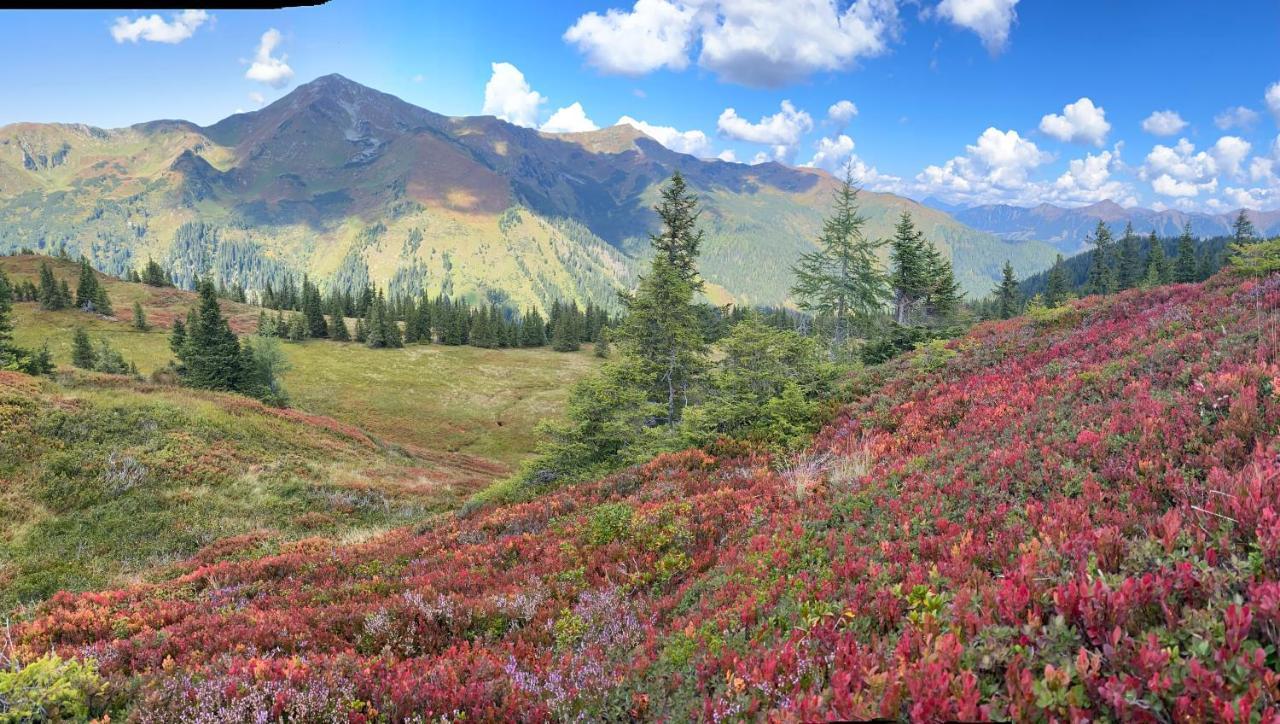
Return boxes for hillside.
[9,268,1280,719]
[938,199,1280,254]
[0,74,1056,308]
[3,254,600,467]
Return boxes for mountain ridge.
[0,73,1057,308]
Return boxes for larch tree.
[790,166,888,358]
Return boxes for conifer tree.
[994,260,1021,320]
[71,327,97,369]
[1084,221,1115,295]
[922,243,963,321]
[1044,255,1069,307]
[178,279,244,391]
[132,301,148,331]
[0,268,14,365]
[328,303,350,342]
[889,212,931,324]
[302,277,328,338]
[521,308,547,347]
[1174,223,1198,283]
[37,262,66,311]
[615,174,710,428]
[1232,209,1257,244]
[353,317,367,343]
[790,166,889,358]
[649,171,704,288]
[75,258,99,310]
[594,328,611,358]
[1143,231,1171,286]
[1116,222,1142,290]
[170,317,187,356]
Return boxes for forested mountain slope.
[0,75,1055,309]
[11,268,1280,720]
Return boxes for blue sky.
[3,1,1279,211]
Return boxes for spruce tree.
[889,212,931,325]
[37,262,65,311]
[0,268,13,363]
[615,174,710,428]
[75,258,99,310]
[1232,209,1257,244]
[994,260,1021,320]
[1174,223,1198,283]
[71,327,97,369]
[649,171,704,288]
[178,279,244,391]
[328,304,350,341]
[170,317,187,356]
[1143,231,1171,286]
[58,279,73,309]
[790,166,889,358]
[1084,221,1115,295]
[522,308,546,347]
[1116,222,1142,290]
[922,243,963,322]
[132,301,148,331]
[1045,254,1069,307]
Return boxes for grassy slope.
[3,254,599,468]
[11,270,1280,719]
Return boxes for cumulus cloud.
[245,29,294,88]
[541,102,599,133]
[248,91,266,107]
[616,115,712,156]
[111,9,208,44]
[1051,150,1134,204]
[717,100,813,160]
[482,62,546,128]
[1267,82,1280,120]
[935,0,1019,53]
[563,0,697,75]
[915,127,1050,204]
[717,149,738,162]
[1211,136,1251,179]
[1141,110,1187,137]
[1214,105,1259,131]
[1141,137,1220,198]
[564,0,900,87]
[1039,97,1110,146]
[805,134,855,172]
[827,100,859,127]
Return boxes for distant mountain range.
[0,74,1057,309]
[922,198,1280,254]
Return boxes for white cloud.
[563,0,901,87]
[750,151,771,164]
[717,100,813,160]
[1050,150,1133,204]
[616,115,712,156]
[1142,137,1220,198]
[541,102,599,133]
[915,127,1050,204]
[827,99,859,127]
[804,134,855,172]
[482,62,546,128]
[1039,97,1110,146]
[935,0,1019,53]
[248,91,266,107]
[563,0,697,75]
[1211,136,1251,178]
[1141,110,1187,137]
[245,29,294,88]
[1267,82,1280,120]
[1214,105,1259,131]
[111,9,208,44]
[717,149,737,162]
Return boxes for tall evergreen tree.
[302,277,328,338]
[178,279,244,391]
[889,212,931,325]
[1044,254,1069,307]
[328,299,350,342]
[1174,223,1198,283]
[1084,221,1116,295]
[131,301,148,331]
[71,327,97,369]
[649,171,704,289]
[37,262,66,311]
[790,166,889,358]
[0,268,14,364]
[1143,231,1171,286]
[922,243,963,321]
[994,260,1021,320]
[1116,222,1142,290]
[521,308,547,347]
[615,174,711,429]
[1232,209,1257,244]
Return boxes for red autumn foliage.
[12,273,1280,720]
